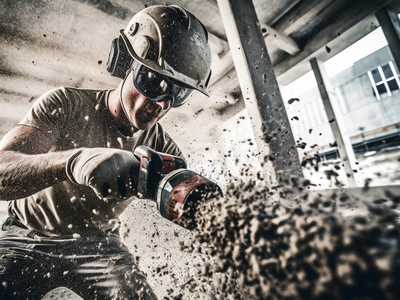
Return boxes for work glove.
[66,148,139,199]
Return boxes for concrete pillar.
[216,0,303,188]
[376,8,400,72]
[310,58,360,187]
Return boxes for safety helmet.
[107,5,212,97]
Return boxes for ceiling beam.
[375,7,400,71]
[255,0,302,26]
[272,0,348,37]
[263,25,300,55]
[208,25,301,92]
[275,0,391,84]
[74,0,131,19]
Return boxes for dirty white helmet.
[110,5,212,97]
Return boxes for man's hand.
[66,148,139,200]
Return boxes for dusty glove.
[66,148,139,199]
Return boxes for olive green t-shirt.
[8,87,184,237]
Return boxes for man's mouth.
[144,109,159,119]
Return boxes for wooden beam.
[257,0,301,26]
[310,58,360,187]
[263,25,300,55]
[272,0,347,37]
[216,94,246,119]
[217,0,304,188]
[208,27,300,99]
[275,0,390,82]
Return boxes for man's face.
[121,71,171,131]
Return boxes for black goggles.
[130,60,194,108]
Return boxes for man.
[0,4,212,299]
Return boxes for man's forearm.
[0,150,76,200]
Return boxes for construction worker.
[0,4,212,299]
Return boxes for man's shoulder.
[46,87,108,101]
[36,87,111,115]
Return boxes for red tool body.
[133,146,222,229]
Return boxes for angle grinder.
[133,146,222,229]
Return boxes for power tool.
[133,146,222,229]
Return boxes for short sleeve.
[18,87,72,144]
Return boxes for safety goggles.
[131,60,194,108]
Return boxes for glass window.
[376,84,387,95]
[300,109,309,132]
[318,98,329,122]
[388,79,399,92]
[306,104,316,127]
[335,87,348,114]
[368,61,400,100]
[382,63,393,78]
[371,69,382,83]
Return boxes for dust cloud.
[117,159,400,300]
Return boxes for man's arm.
[0,125,75,200]
[0,125,140,201]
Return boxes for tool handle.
[133,146,186,200]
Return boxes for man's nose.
[156,99,171,111]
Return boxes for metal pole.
[216,0,303,188]
[310,58,360,187]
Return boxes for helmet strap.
[119,70,138,134]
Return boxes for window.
[368,61,400,100]
[334,87,348,114]
[318,99,329,122]
[300,109,309,132]
[305,104,316,127]
[312,101,322,125]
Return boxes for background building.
[285,45,400,160]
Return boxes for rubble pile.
[174,180,400,300]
